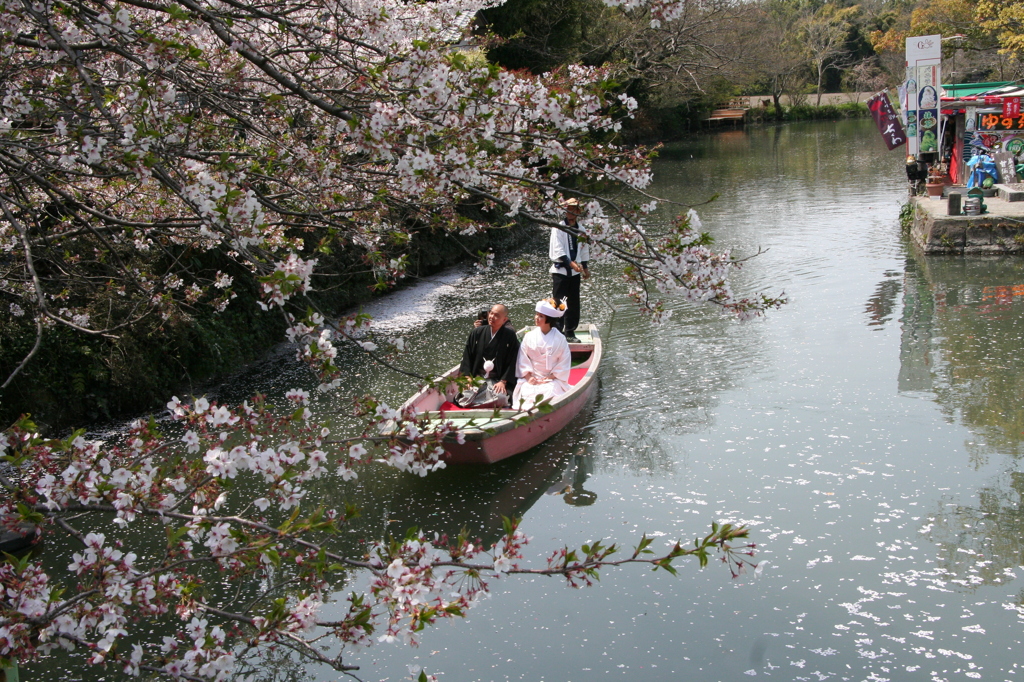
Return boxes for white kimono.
[549,226,590,276]
[513,327,572,409]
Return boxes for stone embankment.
[910,188,1024,254]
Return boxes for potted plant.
[925,165,945,199]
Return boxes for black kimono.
[459,323,520,395]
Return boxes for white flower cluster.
[261,253,317,308]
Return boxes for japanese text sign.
[977,112,1024,131]
[867,91,907,150]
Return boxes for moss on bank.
[0,219,538,434]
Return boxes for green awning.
[942,81,1015,97]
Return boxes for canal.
[40,118,1024,681]
[331,119,1024,680]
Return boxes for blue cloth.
[966,154,997,189]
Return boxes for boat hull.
[384,324,602,465]
[442,374,597,464]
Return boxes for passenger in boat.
[457,304,520,408]
[473,309,515,331]
[513,299,572,410]
[550,197,589,343]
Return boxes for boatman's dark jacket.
[459,324,520,394]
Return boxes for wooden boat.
[384,324,602,464]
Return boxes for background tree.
[799,2,860,105]
[869,0,1014,84]
[842,57,891,95]
[737,0,810,114]
[483,0,754,108]
[977,0,1024,78]
[976,0,1024,53]
[863,0,912,84]
[481,0,621,72]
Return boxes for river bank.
[910,192,1024,253]
[0,217,539,435]
[625,98,870,143]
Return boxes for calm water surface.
[57,119,1024,681]
[311,120,1024,681]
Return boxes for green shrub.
[762,101,869,122]
[899,202,916,231]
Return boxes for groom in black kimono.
[458,304,520,406]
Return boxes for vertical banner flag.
[867,91,907,150]
[897,82,908,127]
[1004,97,1021,118]
[905,35,942,155]
[904,64,917,153]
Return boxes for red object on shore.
[951,135,962,184]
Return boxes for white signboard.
[905,35,942,156]
[906,34,941,62]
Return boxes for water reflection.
[896,250,1024,603]
[923,480,1024,596]
[900,251,1024,457]
[546,454,597,506]
[319,396,601,548]
[864,270,902,328]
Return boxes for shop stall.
[938,81,1024,188]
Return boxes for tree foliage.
[484,0,755,108]
[799,3,860,105]
[869,0,1019,84]
[741,0,814,110]
[0,0,781,398]
[978,0,1024,56]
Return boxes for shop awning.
[942,81,1016,97]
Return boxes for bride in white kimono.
[513,299,572,410]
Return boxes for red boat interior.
[438,349,592,413]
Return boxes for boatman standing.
[457,304,520,407]
[549,197,590,342]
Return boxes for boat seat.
[438,368,589,412]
